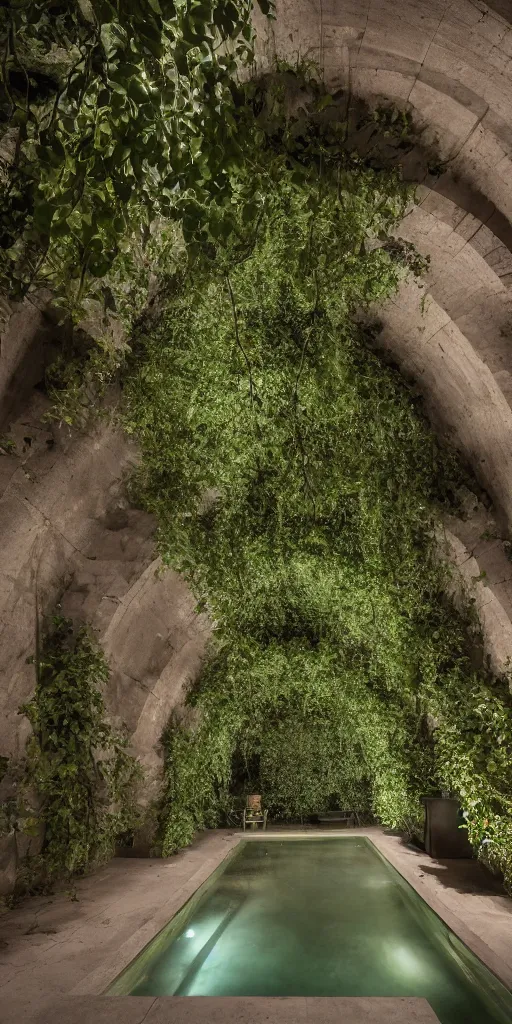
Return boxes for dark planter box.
[422,797,473,858]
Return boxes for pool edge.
[70,828,512,997]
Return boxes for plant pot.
[421,797,473,858]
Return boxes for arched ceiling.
[255,0,512,514]
[253,0,512,676]
[2,0,512,885]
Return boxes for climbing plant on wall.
[18,615,142,887]
[0,0,273,313]
[119,76,512,892]
[3,20,512,897]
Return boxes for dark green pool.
[107,838,512,1023]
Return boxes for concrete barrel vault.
[2,0,512,893]
[254,0,512,677]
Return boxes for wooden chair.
[242,807,268,831]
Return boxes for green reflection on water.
[107,838,512,1024]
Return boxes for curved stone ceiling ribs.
[255,0,512,675]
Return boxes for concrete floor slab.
[0,829,511,1023]
[31,996,441,1024]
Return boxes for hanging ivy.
[3,24,511,896]
[0,0,273,312]
[119,87,512,891]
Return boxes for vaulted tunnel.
[2,0,512,896]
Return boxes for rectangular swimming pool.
[107,837,512,1024]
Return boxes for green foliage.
[0,757,39,869]
[45,335,125,426]
[428,671,512,887]
[0,0,273,313]
[42,220,187,426]
[120,94,512,885]
[119,118,429,846]
[19,616,142,883]
[6,36,511,893]
[0,433,17,454]
[0,791,20,838]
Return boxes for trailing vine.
[0,0,273,315]
[2,32,511,897]
[16,615,142,888]
[118,83,512,891]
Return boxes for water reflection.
[112,838,512,1024]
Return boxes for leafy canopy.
[4,26,512,891]
[122,86,512,888]
[0,0,272,309]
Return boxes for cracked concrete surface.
[31,996,442,1024]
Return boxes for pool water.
[107,838,512,1023]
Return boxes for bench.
[315,811,355,826]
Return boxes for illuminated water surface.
[108,838,512,1024]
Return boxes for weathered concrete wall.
[0,306,210,890]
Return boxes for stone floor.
[31,996,440,1023]
[0,828,511,1023]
